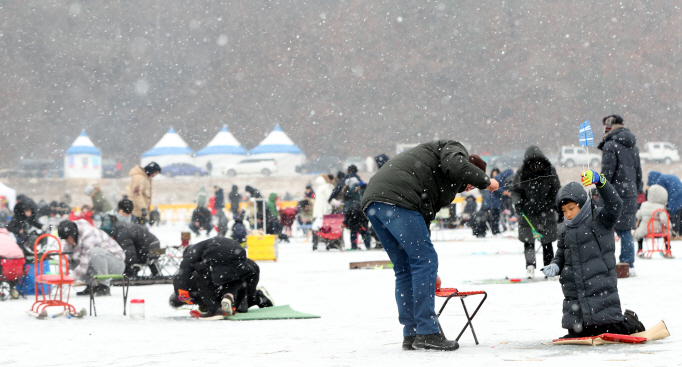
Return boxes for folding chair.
[89,274,130,316]
[643,209,673,258]
[436,287,487,345]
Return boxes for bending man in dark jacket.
[542,170,645,338]
[362,140,497,351]
[109,219,161,276]
[598,115,643,272]
[170,237,274,319]
[189,205,212,236]
[511,146,561,278]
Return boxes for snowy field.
[1,226,679,366]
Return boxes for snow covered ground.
[2,226,679,366]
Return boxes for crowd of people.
[0,115,679,338]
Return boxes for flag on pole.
[579,120,594,147]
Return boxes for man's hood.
[647,171,662,186]
[524,145,546,160]
[315,175,328,186]
[603,126,637,148]
[129,165,146,177]
[647,185,668,206]
[556,182,589,215]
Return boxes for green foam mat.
[225,305,320,321]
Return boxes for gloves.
[178,289,193,305]
[141,207,149,218]
[514,204,524,215]
[637,193,646,204]
[541,263,560,277]
[580,170,606,188]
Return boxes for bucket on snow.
[130,299,145,320]
[616,263,630,278]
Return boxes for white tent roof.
[249,125,304,155]
[0,181,16,210]
[66,130,101,156]
[142,127,194,157]
[195,125,247,156]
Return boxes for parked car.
[295,157,344,174]
[18,159,54,177]
[639,142,680,164]
[226,158,278,177]
[102,158,122,178]
[558,146,601,168]
[162,163,209,177]
[488,150,526,169]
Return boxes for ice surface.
[2,227,678,366]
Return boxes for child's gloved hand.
[541,263,560,277]
[178,289,193,304]
[580,170,605,187]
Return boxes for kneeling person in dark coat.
[189,205,213,236]
[542,170,646,338]
[170,237,274,319]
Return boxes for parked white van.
[639,142,680,164]
[225,158,278,177]
[558,146,601,168]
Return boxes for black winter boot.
[624,309,646,333]
[76,286,92,296]
[402,336,416,350]
[412,332,459,351]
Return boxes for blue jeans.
[365,202,439,336]
[616,229,635,268]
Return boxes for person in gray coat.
[542,170,645,338]
[511,146,561,278]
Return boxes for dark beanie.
[57,220,79,243]
[144,162,162,176]
[602,115,623,126]
[118,199,134,214]
[469,154,487,173]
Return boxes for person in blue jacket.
[647,171,682,234]
[486,168,514,234]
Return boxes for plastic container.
[130,299,145,320]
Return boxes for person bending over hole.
[169,237,274,320]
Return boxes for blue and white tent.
[249,125,305,175]
[64,130,102,179]
[194,125,247,176]
[141,127,194,167]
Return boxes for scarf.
[564,196,592,228]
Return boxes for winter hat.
[144,161,162,176]
[84,185,95,196]
[118,199,134,214]
[375,154,390,169]
[469,154,487,173]
[602,114,624,134]
[347,165,358,174]
[57,220,79,243]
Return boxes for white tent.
[249,125,306,175]
[0,181,16,210]
[64,130,102,179]
[194,125,247,176]
[141,127,194,168]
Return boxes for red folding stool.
[436,287,487,345]
[643,209,673,258]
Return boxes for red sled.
[315,214,344,250]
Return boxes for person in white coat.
[311,174,334,250]
[634,184,670,256]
